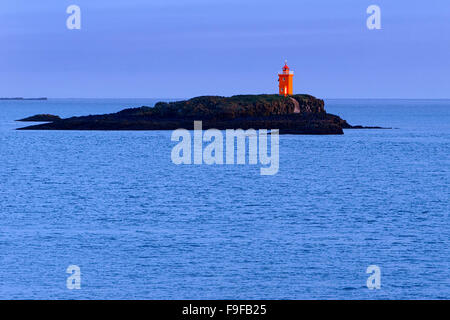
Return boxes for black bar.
[0,300,446,318]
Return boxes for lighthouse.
[278,61,294,96]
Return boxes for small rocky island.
[17,94,376,134]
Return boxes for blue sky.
[0,0,449,98]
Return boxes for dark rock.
[16,114,61,122]
[347,125,391,129]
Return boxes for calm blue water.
[0,99,449,299]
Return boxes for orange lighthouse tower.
[278,61,294,96]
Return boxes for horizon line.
[7,97,450,100]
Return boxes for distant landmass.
[16,94,384,134]
[1,97,47,100]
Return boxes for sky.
[0,0,449,98]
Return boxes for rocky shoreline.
[16,94,384,134]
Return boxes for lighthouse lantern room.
[278,61,294,96]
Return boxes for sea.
[0,98,449,299]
